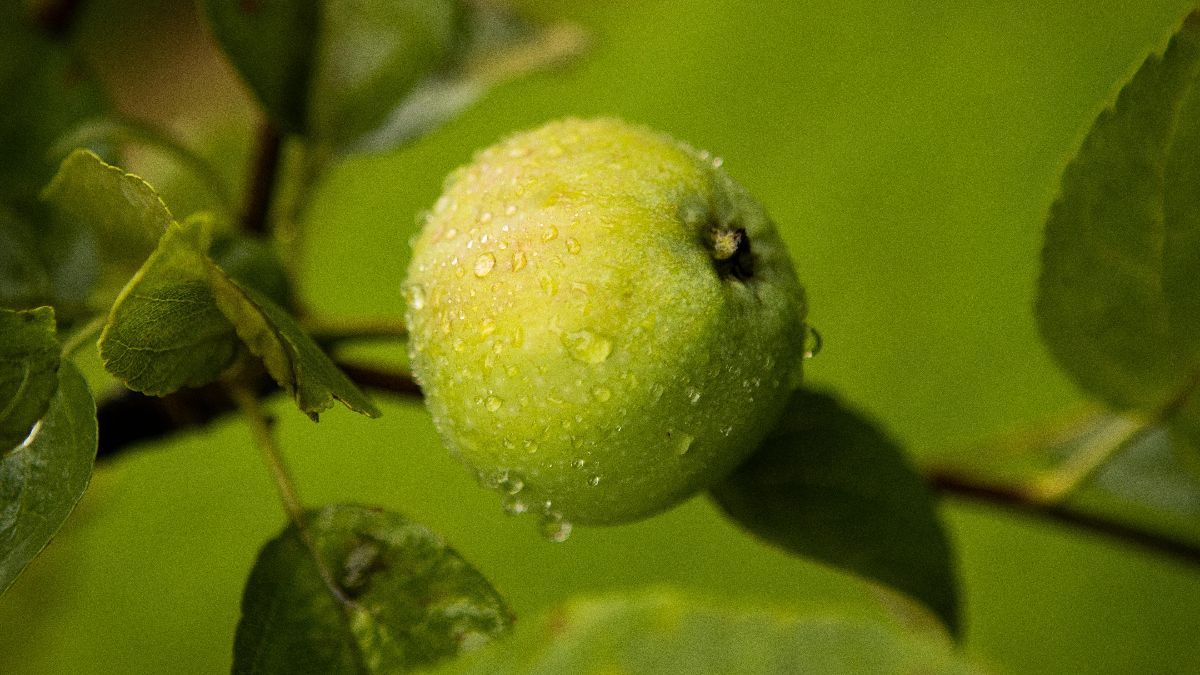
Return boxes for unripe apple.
[404,118,807,532]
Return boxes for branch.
[928,469,1200,567]
[32,0,84,38]
[241,120,284,236]
[95,361,420,461]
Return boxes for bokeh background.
[3,0,1200,672]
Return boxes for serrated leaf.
[0,307,59,455]
[1037,11,1200,412]
[203,0,464,146]
[98,220,239,396]
[0,361,97,594]
[0,14,106,210]
[233,504,512,674]
[710,390,960,636]
[40,150,173,297]
[444,590,983,675]
[926,408,1200,561]
[207,268,380,419]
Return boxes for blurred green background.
[4,0,1200,672]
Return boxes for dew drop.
[511,251,528,271]
[685,387,701,404]
[539,272,558,296]
[562,330,613,364]
[443,227,458,240]
[591,386,612,402]
[474,253,496,277]
[405,284,426,310]
[566,238,582,254]
[720,425,733,437]
[804,325,823,359]
[502,496,528,515]
[542,225,559,241]
[650,383,665,402]
[587,475,601,487]
[572,459,586,469]
[504,203,518,216]
[485,396,503,412]
[479,211,493,224]
[539,513,573,542]
[674,433,695,456]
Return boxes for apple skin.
[404,118,807,527]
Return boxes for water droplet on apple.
[562,330,612,364]
[474,253,496,277]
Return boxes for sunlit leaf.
[98,220,238,396]
[0,361,97,594]
[445,590,983,675]
[711,390,960,636]
[0,306,59,455]
[40,150,173,297]
[208,268,380,419]
[233,504,512,674]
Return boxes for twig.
[334,362,422,397]
[929,470,1200,567]
[229,383,350,605]
[241,121,284,236]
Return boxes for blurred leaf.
[1037,11,1200,412]
[0,306,59,454]
[208,269,380,419]
[209,233,292,308]
[0,361,97,594]
[233,504,512,674]
[40,150,173,298]
[0,204,98,318]
[203,0,464,146]
[0,208,52,310]
[348,18,587,156]
[202,0,318,134]
[925,408,1200,560]
[710,390,960,636]
[0,13,106,211]
[445,590,983,675]
[98,220,238,396]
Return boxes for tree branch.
[95,362,420,461]
[241,120,284,236]
[928,469,1200,567]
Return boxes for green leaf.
[40,149,173,297]
[202,0,465,146]
[233,504,512,674]
[710,390,960,636]
[98,220,239,396]
[0,307,60,455]
[0,208,52,310]
[0,361,97,594]
[1037,11,1200,412]
[925,408,1200,560]
[0,13,106,210]
[209,233,292,309]
[445,590,983,675]
[208,268,380,419]
[0,203,98,317]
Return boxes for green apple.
[404,118,807,532]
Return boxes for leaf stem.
[59,314,106,358]
[1022,413,1151,503]
[229,383,350,605]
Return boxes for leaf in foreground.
[99,221,238,396]
[710,389,960,636]
[444,590,983,675]
[233,504,512,674]
[0,362,97,594]
[0,306,60,454]
[1036,10,1200,413]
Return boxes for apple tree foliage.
[2,1,1200,673]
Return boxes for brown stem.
[241,121,284,236]
[929,470,1200,567]
[33,0,83,38]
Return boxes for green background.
[3,0,1200,672]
